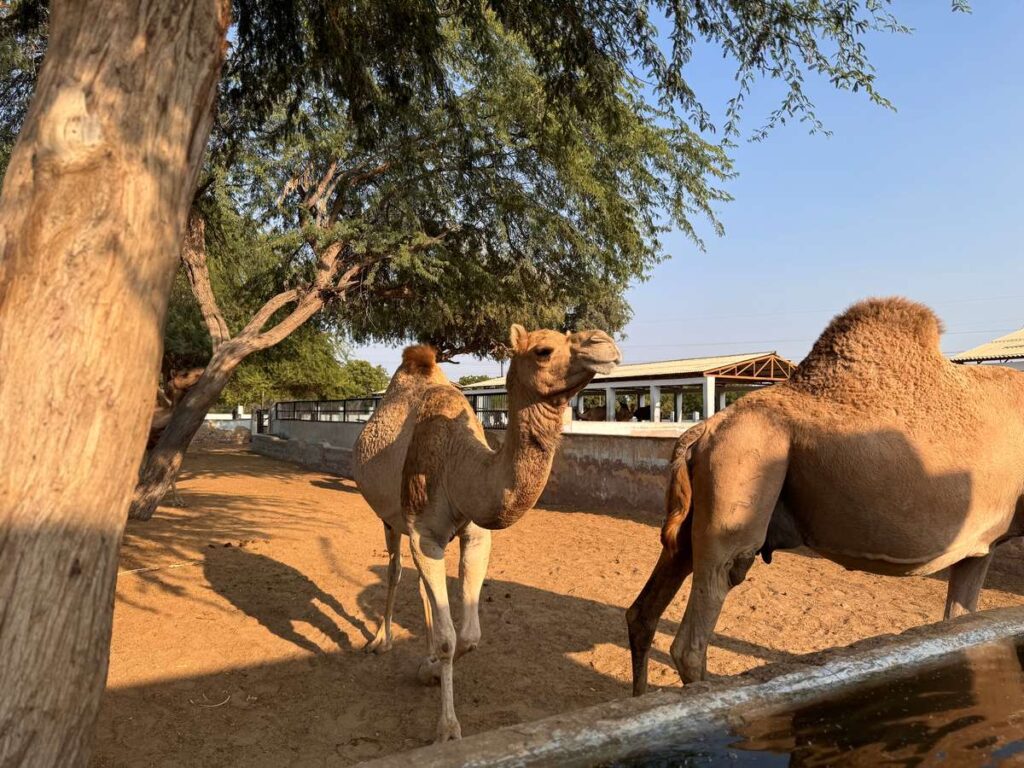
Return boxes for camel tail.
[661,454,691,557]
[661,423,705,557]
[400,344,438,376]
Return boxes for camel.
[353,325,620,742]
[147,368,204,505]
[628,298,1024,695]
[579,400,635,421]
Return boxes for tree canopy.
[1,0,954,362]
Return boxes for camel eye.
[534,346,553,360]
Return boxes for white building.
[461,350,795,427]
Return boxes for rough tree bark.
[0,2,228,766]
[127,227,357,521]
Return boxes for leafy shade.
[163,184,389,406]
[225,16,729,359]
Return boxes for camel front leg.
[945,552,993,619]
[410,530,461,742]
[456,523,491,659]
[366,523,403,654]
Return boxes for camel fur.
[354,325,620,742]
[628,297,1024,695]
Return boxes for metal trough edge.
[359,606,1024,768]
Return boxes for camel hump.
[815,297,942,354]
[400,344,438,375]
[791,297,944,392]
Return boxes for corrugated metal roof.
[461,351,781,390]
[952,327,1024,362]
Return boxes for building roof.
[460,351,795,391]
[952,327,1024,362]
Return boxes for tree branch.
[238,288,301,338]
[233,241,361,354]
[181,211,231,350]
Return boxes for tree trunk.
[129,344,242,521]
[0,2,228,766]
[129,242,351,521]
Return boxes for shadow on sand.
[95,550,797,767]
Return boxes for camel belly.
[779,434,1018,576]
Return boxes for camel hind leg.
[627,525,693,696]
[365,522,403,654]
[671,418,790,684]
[944,552,993,620]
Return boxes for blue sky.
[351,2,1024,378]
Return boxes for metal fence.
[273,398,381,423]
[271,395,509,428]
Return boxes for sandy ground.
[91,449,1024,767]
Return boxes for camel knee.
[669,637,705,684]
[456,617,481,656]
[433,624,457,661]
[626,601,656,649]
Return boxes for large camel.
[354,325,620,741]
[628,298,1024,695]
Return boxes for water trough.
[360,606,1024,767]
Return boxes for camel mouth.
[588,359,619,375]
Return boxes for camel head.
[506,325,620,406]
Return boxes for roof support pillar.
[605,387,615,421]
[702,376,716,420]
[650,385,661,422]
[674,391,683,423]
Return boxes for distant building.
[952,327,1024,371]
[461,351,795,425]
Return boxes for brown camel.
[579,400,635,421]
[353,326,620,742]
[147,368,204,505]
[628,298,1024,695]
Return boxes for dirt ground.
[91,448,1024,767]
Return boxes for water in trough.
[609,637,1024,767]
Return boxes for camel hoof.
[435,718,462,743]
[417,657,442,686]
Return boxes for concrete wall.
[538,432,673,513]
[269,418,364,450]
[250,418,675,515]
[202,418,251,432]
[252,433,356,477]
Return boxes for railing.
[273,398,381,423]
[271,395,510,429]
[476,409,509,429]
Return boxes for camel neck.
[477,393,564,529]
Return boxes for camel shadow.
[310,477,360,493]
[203,547,371,654]
[96,555,804,766]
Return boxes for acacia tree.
[0,2,229,764]
[128,13,733,519]
[1,0,950,762]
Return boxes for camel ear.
[509,324,529,353]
